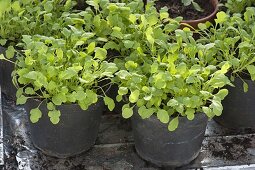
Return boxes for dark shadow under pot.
[0,46,17,100]
[131,110,208,167]
[214,76,255,129]
[25,98,104,158]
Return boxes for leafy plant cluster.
[198,8,255,92]
[0,0,239,131]
[0,0,147,124]
[225,0,255,14]
[0,0,77,47]
[13,31,118,124]
[110,4,231,131]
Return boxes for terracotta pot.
[181,0,219,28]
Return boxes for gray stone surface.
[2,94,255,169]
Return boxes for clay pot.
[181,0,219,28]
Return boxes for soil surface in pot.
[155,0,214,20]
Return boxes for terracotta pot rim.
[181,0,219,24]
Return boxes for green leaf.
[71,18,85,25]
[111,27,123,39]
[56,49,63,60]
[220,62,231,74]
[86,90,98,103]
[44,1,53,12]
[147,14,158,26]
[129,90,140,103]
[107,3,118,11]
[208,74,230,88]
[185,108,195,120]
[182,0,192,6]
[146,27,154,45]
[215,11,228,24]
[122,107,133,119]
[0,39,6,46]
[74,40,85,47]
[25,87,35,95]
[154,73,166,89]
[125,61,137,70]
[168,117,179,131]
[75,90,86,101]
[59,68,77,80]
[16,95,28,105]
[123,40,134,49]
[159,9,169,20]
[202,107,213,118]
[62,28,71,38]
[151,63,158,73]
[47,102,55,111]
[155,79,166,89]
[192,1,204,12]
[103,41,119,50]
[137,99,145,107]
[48,110,61,124]
[50,117,60,125]
[64,0,72,10]
[6,46,15,59]
[87,42,95,54]
[95,48,107,60]
[0,54,5,60]
[243,81,248,93]
[129,14,137,24]
[215,89,229,100]
[52,93,66,105]
[247,65,255,81]
[157,109,169,123]
[176,105,184,114]
[30,108,42,123]
[138,106,155,119]
[167,99,178,107]
[116,95,122,102]
[12,1,21,11]
[198,23,207,30]
[79,100,90,110]
[104,96,115,111]
[16,88,23,98]
[118,87,128,95]
[86,0,99,10]
[143,94,152,101]
[48,110,61,117]
[210,100,223,116]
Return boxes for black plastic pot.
[25,98,104,158]
[0,46,17,100]
[214,76,255,129]
[131,110,208,167]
